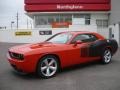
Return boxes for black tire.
[36,55,60,79]
[101,49,112,64]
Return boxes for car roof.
[60,31,94,35]
[59,31,105,39]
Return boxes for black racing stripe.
[80,39,118,57]
[89,40,108,57]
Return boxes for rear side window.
[71,34,98,43]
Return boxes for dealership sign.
[57,5,83,10]
[25,0,110,12]
[25,4,110,12]
[39,31,52,35]
[15,31,32,36]
[52,22,70,28]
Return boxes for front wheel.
[36,55,59,78]
[102,49,112,64]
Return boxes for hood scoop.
[30,43,54,49]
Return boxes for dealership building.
[0,0,120,45]
[25,0,112,40]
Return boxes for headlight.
[9,51,24,60]
[19,54,24,60]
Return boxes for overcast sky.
[0,0,32,29]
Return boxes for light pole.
[11,21,14,30]
[30,20,32,29]
[16,12,19,29]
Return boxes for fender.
[108,39,118,54]
[89,39,118,57]
[89,40,107,57]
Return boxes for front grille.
[9,51,24,60]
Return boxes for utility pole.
[11,21,14,30]
[16,12,19,29]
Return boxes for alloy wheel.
[40,58,57,77]
[103,49,112,63]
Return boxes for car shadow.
[10,61,100,79]
[11,70,38,79]
[10,60,117,80]
[59,61,101,74]
[59,59,118,75]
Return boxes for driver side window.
[71,34,98,43]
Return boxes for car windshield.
[46,33,73,44]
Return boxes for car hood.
[9,42,63,54]
[30,42,56,49]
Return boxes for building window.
[96,19,108,28]
[35,14,91,28]
[48,18,54,24]
[85,14,91,25]
[35,14,72,28]
[73,14,91,25]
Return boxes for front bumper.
[7,53,37,73]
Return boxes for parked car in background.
[7,31,118,78]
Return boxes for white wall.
[0,29,35,43]
[91,13,109,39]
[0,25,97,43]
[97,28,109,39]
[109,24,120,45]
[0,13,111,43]
[91,13,109,25]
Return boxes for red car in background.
[7,31,118,78]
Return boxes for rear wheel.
[102,49,112,64]
[37,55,59,78]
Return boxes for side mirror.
[74,40,83,46]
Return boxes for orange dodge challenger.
[7,31,118,78]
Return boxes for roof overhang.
[26,11,110,19]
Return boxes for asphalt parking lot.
[0,42,120,90]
